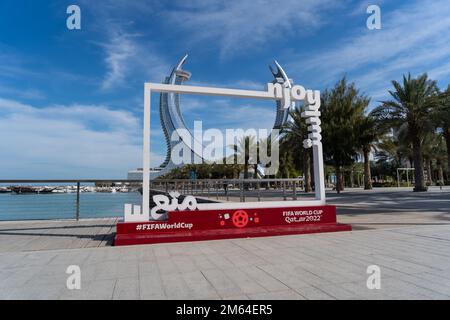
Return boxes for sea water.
[0,192,142,220]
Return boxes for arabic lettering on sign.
[151,191,198,219]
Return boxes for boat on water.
[10,186,34,194]
[0,187,12,193]
[36,187,56,194]
[8,185,132,194]
[10,186,56,194]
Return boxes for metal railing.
[0,180,141,221]
[0,178,306,221]
[151,178,306,202]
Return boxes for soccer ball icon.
[232,210,249,228]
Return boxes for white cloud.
[166,0,339,59]
[80,1,169,91]
[99,29,169,91]
[0,45,38,80]
[298,1,450,74]
[180,97,276,131]
[348,0,387,17]
[0,98,164,179]
[188,79,265,91]
[0,84,45,100]
[234,80,265,90]
[428,61,450,83]
[0,44,91,98]
[101,32,137,90]
[287,0,450,104]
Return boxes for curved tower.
[269,60,292,130]
[149,56,293,179]
[158,54,191,170]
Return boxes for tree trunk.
[350,168,354,188]
[437,160,444,185]
[363,148,372,190]
[244,161,248,179]
[426,157,433,185]
[335,166,344,193]
[412,135,427,192]
[303,150,311,192]
[444,127,450,177]
[254,164,258,179]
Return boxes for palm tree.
[422,133,442,185]
[357,114,381,189]
[229,135,257,179]
[321,78,369,193]
[372,73,438,192]
[278,151,295,178]
[433,134,447,185]
[281,106,312,191]
[258,133,280,178]
[376,130,412,168]
[435,86,450,176]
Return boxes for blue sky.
[1,0,450,179]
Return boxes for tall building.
[128,56,293,180]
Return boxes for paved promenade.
[1,225,449,299]
[0,187,449,299]
[0,218,117,253]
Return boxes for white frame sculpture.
[137,82,326,221]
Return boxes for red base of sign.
[114,205,351,246]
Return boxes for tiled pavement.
[1,187,449,299]
[0,218,117,253]
[1,224,449,299]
